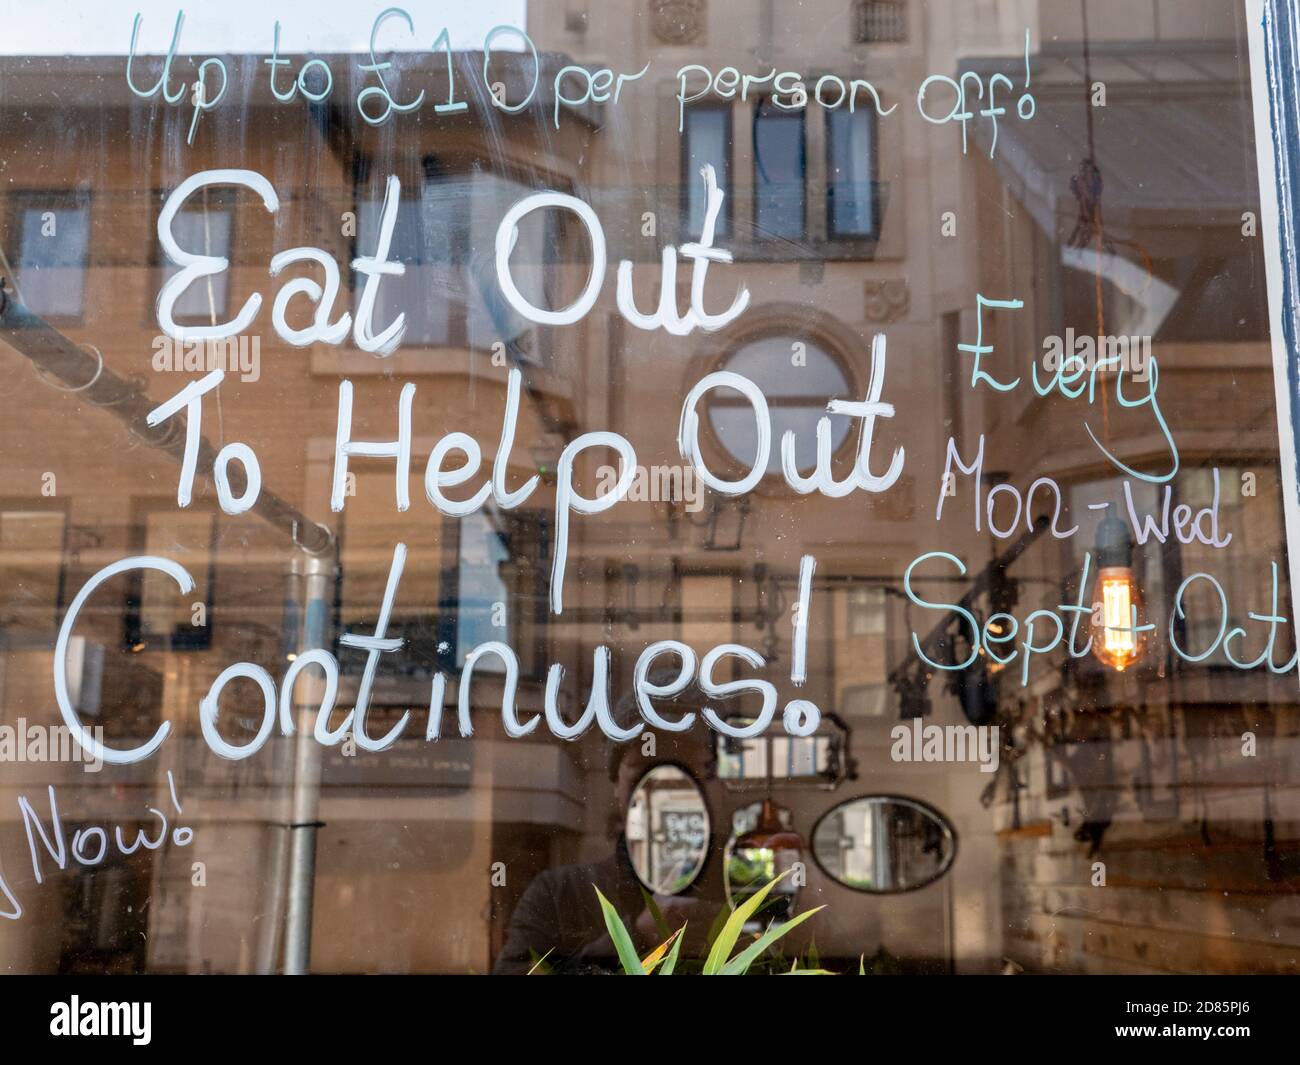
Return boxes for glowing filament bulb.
[1101,573,1135,656]
[1093,566,1143,671]
[1091,515,1145,672]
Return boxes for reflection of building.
[0,0,1294,975]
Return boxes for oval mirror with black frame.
[625,765,710,895]
[811,796,955,893]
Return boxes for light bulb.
[1090,514,1146,672]
[1092,565,1145,671]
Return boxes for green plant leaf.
[640,926,684,974]
[594,885,646,975]
[642,925,691,972]
[720,906,824,976]
[702,869,792,975]
[703,900,731,955]
[859,953,866,975]
[639,885,671,942]
[526,948,554,975]
[659,924,686,975]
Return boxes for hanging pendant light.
[1091,515,1145,671]
[726,798,805,922]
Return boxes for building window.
[0,504,67,632]
[707,335,852,476]
[682,107,731,238]
[126,503,216,652]
[854,0,907,44]
[162,203,233,324]
[356,163,555,351]
[684,102,873,249]
[841,683,888,717]
[337,469,447,672]
[753,99,805,241]
[847,586,887,636]
[16,196,90,320]
[357,170,467,348]
[827,107,879,240]
[716,716,850,787]
[717,732,832,780]
[455,510,511,671]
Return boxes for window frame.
[0,496,70,636]
[151,190,237,328]
[9,189,93,326]
[825,103,882,244]
[346,152,571,359]
[751,96,808,244]
[680,104,734,241]
[123,497,218,653]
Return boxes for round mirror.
[625,766,710,895]
[723,800,804,924]
[811,796,955,893]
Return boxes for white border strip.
[1246,0,1300,662]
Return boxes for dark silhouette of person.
[493,699,724,974]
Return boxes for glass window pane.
[18,203,88,317]
[165,209,232,320]
[0,0,1293,984]
[683,108,730,238]
[753,101,805,240]
[828,108,876,238]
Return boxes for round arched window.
[706,335,853,477]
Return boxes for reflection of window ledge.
[1015,430,1251,485]
[309,345,565,399]
[311,344,483,378]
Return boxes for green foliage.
[594,886,649,975]
[592,870,826,976]
[638,885,671,941]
